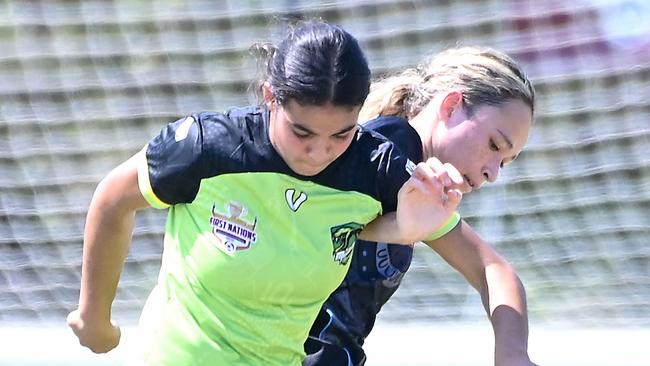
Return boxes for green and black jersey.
[131,105,416,365]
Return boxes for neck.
[409,113,436,161]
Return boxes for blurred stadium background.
[0,0,648,365]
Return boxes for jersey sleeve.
[136,115,205,208]
[373,138,415,213]
[363,116,423,163]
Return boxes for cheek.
[463,143,492,167]
[332,138,352,156]
[447,145,474,173]
[443,132,485,172]
[283,132,299,148]
[272,128,301,160]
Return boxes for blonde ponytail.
[358,70,423,122]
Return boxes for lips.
[463,175,474,193]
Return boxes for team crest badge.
[209,201,258,254]
[330,222,363,265]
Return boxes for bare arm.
[424,220,536,366]
[358,212,406,243]
[67,153,150,353]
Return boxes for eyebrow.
[497,128,521,163]
[497,129,513,150]
[293,122,358,136]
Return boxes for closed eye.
[293,129,313,139]
[490,139,500,152]
[333,133,353,140]
[332,125,358,140]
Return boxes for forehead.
[280,100,360,134]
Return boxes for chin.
[292,163,326,177]
[297,170,320,177]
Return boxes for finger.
[442,162,463,186]
[425,157,445,171]
[410,180,449,209]
[409,166,437,196]
[66,310,81,334]
[66,310,76,327]
[425,157,449,183]
[444,189,463,210]
[113,322,122,345]
[415,162,448,195]
[420,157,454,177]
[416,172,446,198]
[402,174,433,196]
[412,161,435,180]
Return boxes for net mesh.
[1,0,648,327]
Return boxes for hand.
[497,353,539,366]
[67,309,121,353]
[396,157,463,242]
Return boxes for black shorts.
[303,336,356,366]
[303,308,367,366]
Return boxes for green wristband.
[424,212,461,241]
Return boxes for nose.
[306,138,332,165]
[481,157,501,184]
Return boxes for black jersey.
[305,116,460,366]
[350,116,424,309]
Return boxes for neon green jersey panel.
[134,172,381,366]
[129,107,416,365]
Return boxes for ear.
[262,82,274,107]
[438,91,463,125]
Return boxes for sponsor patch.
[209,201,258,254]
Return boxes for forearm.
[425,222,533,365]
[77,156,147,323]
[68,154,149,353]
[358,212,412,244]
[78,184,135,322]
[483,263,531,364]
[79,210,134,321]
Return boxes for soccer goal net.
[1,0,648,333]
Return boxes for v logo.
[285,189,308,212]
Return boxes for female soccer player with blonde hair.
[305,46,538,366]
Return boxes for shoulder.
[192,106,258,134]
[354,125,395,155]
[191,105,268,148]
[142,106,271,205]
[361,115,423,163]
[362,115,408,130]
[343,126,413,182]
